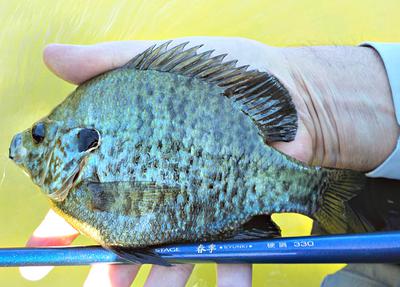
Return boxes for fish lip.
[49,158,87,202]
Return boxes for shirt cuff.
[361,42,400,179]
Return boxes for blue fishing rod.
[1,231,400,266]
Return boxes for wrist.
[279,45,399,171]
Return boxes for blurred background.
[1,0,399,286]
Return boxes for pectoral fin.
[86,181,181,215]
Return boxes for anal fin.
[225,214,281,241]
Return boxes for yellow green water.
[1,0,399,286]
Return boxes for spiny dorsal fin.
[123,41,298,142]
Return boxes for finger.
[26,209,79,245]
[20,209,79,281]
[144,264,194,287]
[84,264,140,287]
[217,264,252,287]
[43,41,157,85]
[42,37,274,86]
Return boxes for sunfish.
[9,41,398,265]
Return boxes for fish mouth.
[48,158,87,202]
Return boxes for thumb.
[42,41,157,85]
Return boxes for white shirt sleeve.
[361,42,400,179]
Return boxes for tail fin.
[312,171,400,234]
[348,177,400,231]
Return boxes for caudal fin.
[313,171,400,234]
[348,177,400,231]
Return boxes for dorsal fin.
[123,41,298,142]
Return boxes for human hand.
[41,36,399,172]
[20,36,398,286]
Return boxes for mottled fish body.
[49,68,317,245]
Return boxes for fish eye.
[31,122,45,144]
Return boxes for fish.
[8,41,400,265]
